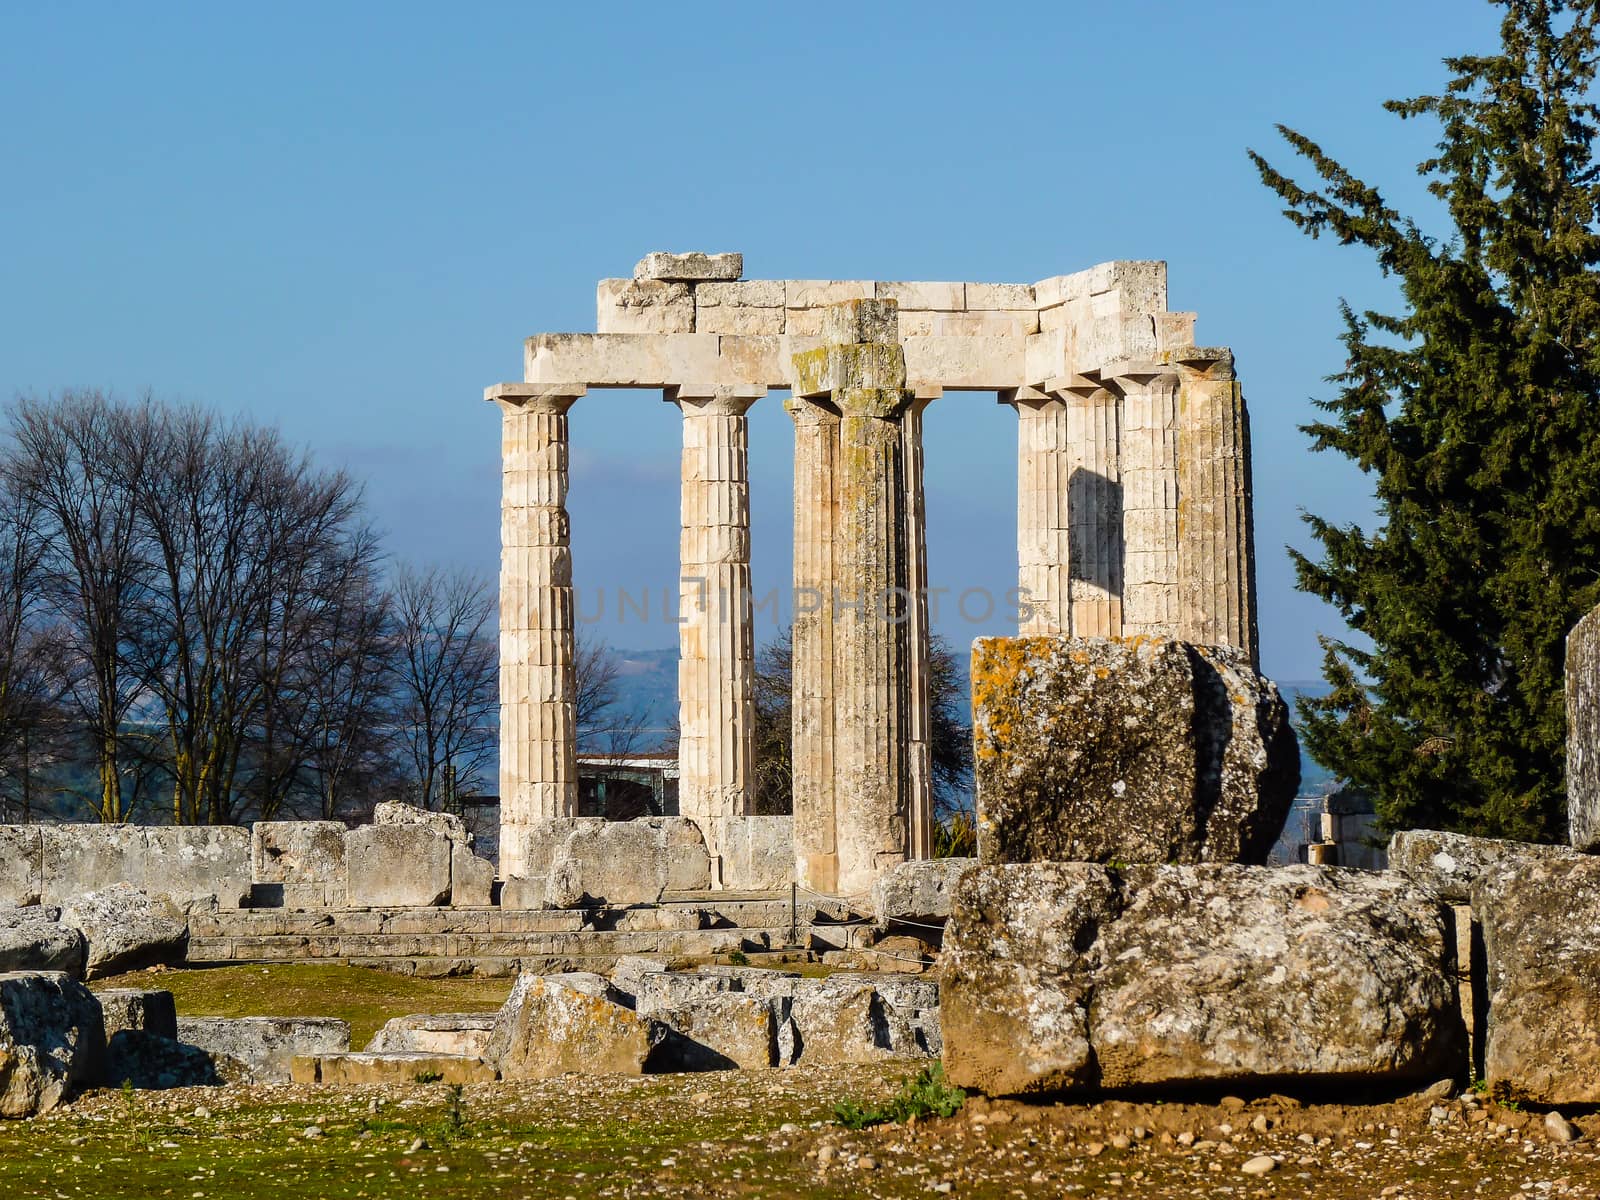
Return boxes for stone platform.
[186,892,882,976]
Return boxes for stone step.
[291,1051,496,1085]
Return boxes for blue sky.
[0,2,1503,682]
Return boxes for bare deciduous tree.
[389,564,497,810]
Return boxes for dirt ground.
[5,1061,1600,1199]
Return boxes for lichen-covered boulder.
[0,828,43,907]
[1389,829,1579,903]
[0,907,85,977]
[176,1016,349,1083]
[96,988,177,1041]
[1567,602,1600,850]
[344,825,451,908]
[58,884,187,979]
[0,972,105,1117]
[971,636,1298,866]
[942,863,1465,1096]
[789,977,917,1065]
[655,994,778,1070]
[1473,856,1600,1103]
[488,974,670,1079]
[250,821,348,908]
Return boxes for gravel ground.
[4,1063,1599,1198]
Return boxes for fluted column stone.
[494,385,582,879]
[903,392,934,861]
[1065,383,1124,638]
[1113,367,1183,638]
[1010,391,1071,636]
[670,386,761,868]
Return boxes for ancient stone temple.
[485,253,1258,893]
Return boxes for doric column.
[1007,390,1071,635]
[792,299,912,897]
[1175,351,1259,666]
[903,391,935,861]
[490,384,582,879]
[1110,366,1183,638]
[669,386,762,867]
[1064,383,1124,638]
[786,395,841,894]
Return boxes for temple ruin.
[485,253,1258,896]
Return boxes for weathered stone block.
[0,971,105,1116]
[634,971,739,1016]
[373,801,471,846]
[633,251,742,282]
[966,282,1036,310]
[1389,829,1579,903]
[694,280,783,308]
[141,826,251,910]
[96,988,177,1041]
[0,828,42,907]
[59,885,187,979]
[39,826,144,905]
[102,1030,232,1089]
[0,907,84,977]
[1473,855,1600,1103]
[790,977,916,1065]
[971,636,1298,866]
[292,1051,495,1085]
[177,1016,349,1083]
[693,304,785,336]
[870,858,974,929]
[656,993,777,1070]
[345,826,452,908]
[942,863,1465,1096]
[489,973,669,1079]
[597,278,695,334]
[545,818,710,907]
[251,822,347,907]
[785,280,874,309]
[875,281,965,311]
[363,1013,497,1057]
[1567,601,1600,850]
[708,816,794,891]
[451,844,494,907]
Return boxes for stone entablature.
[488,252,1261,896]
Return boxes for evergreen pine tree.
[1251,0,1600,841]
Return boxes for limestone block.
[450,844,494,907]
[1033,270,1093,309]
[140,826,251,910]
[609,955,669,1000]
[784,280,874,309]
[1472,855,1600,1103]
[875,281,965,311]
[59,884,188,979]
[545,818,711,907]
[523,333,723,390]
[634,971,739,1016]
[39,825,145,905]
[966,282,1036,310]
[597,278,695,334]
[789,977,916,1065]
[176,1016,349,1083]
[345,826,452,908]
[0,907,84,976]
[693,304,785,335]
[656,993,777,1070]
[900,310,1038,338]
[971,636,1298,866]
[363,1013,497,1057]
[869,858,974,929]
[903,334,1024,392]
[633,251,742,282]
[0,828,42,906]
[1389,829,1579,904]
[708,816,794,891]
[374,801,472,847]
[498,875,550,910]
[251,822,347,907]
[0,971,105,1117]
[1567,601,1600,849]
[1155,311,1198,351]
[694,280,783,308]
[942,863,1465,1096]
[488,973,670,1079]
[292,1051,495,1086]
[96,988,177,1041]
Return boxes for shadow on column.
[1066,467,1124,601]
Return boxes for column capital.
[486,383,585,413]
[664,384,765,415]
[1098,359,1181,391]
[784,395,841,425]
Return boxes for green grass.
[833,1062,966,1130]
[90,963,515,1047]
